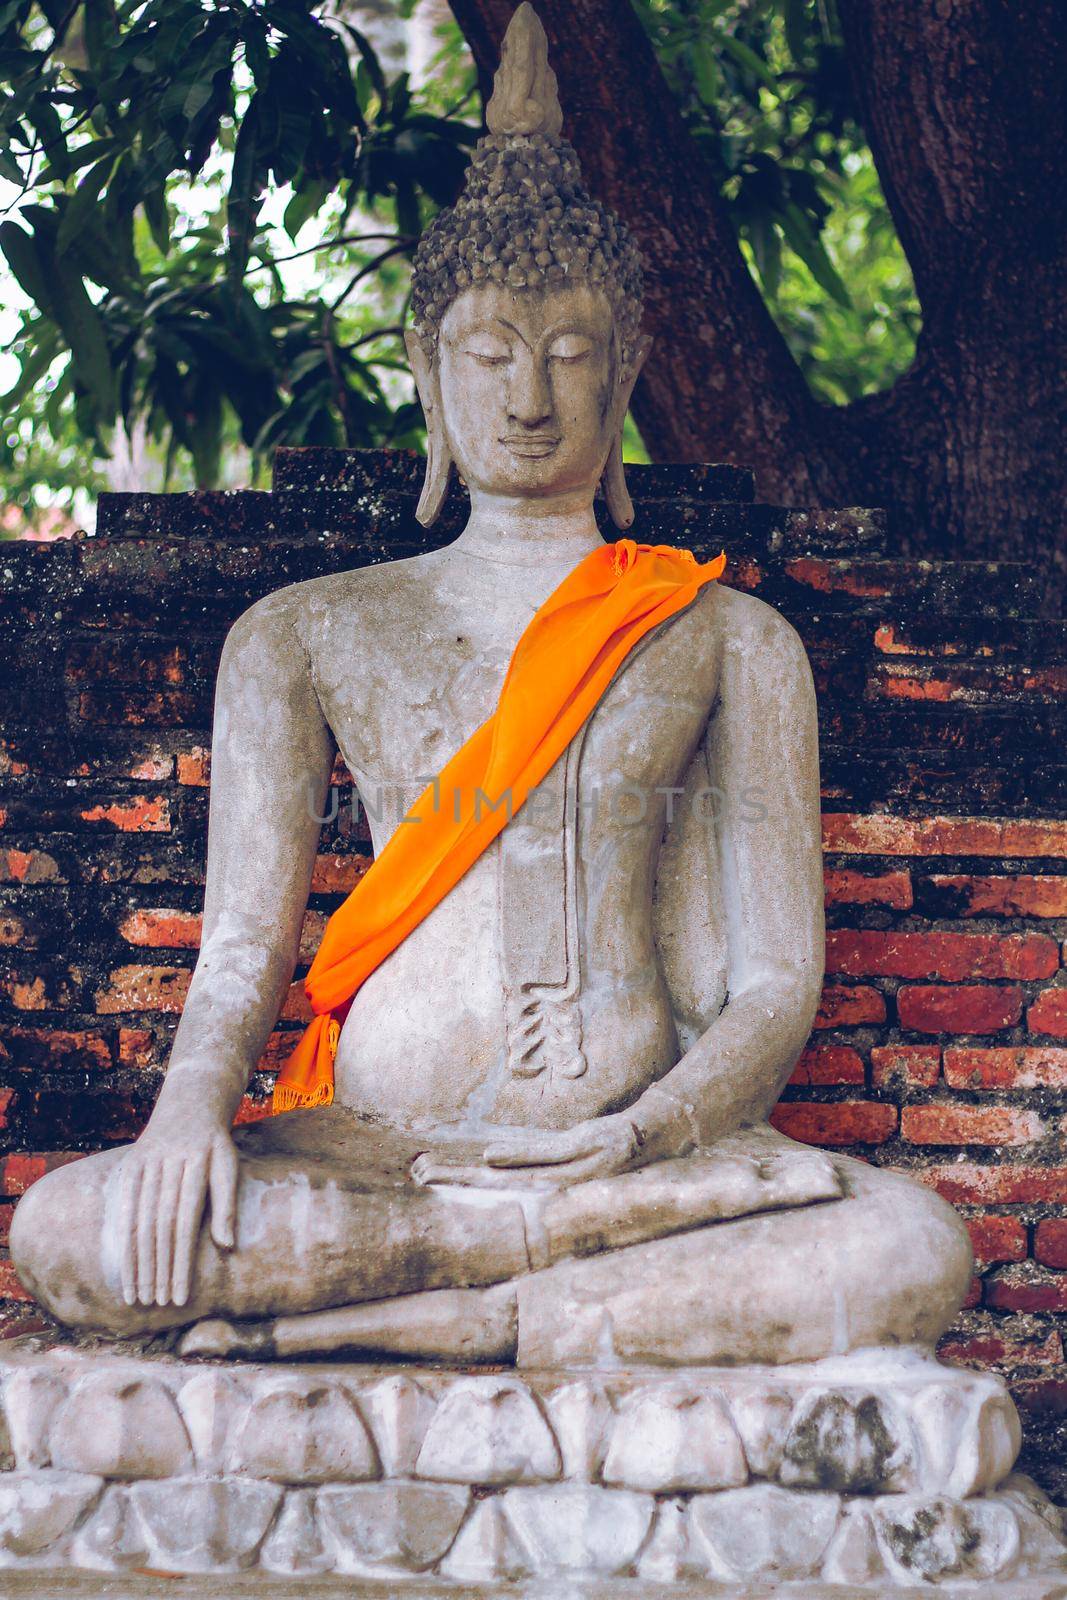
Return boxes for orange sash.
[271,537,726,1113]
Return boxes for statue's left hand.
[412,1114,642,1189]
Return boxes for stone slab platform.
[0,1571,1064,1600]
[0,1340,1061,1589]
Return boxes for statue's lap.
[12,1107,972,1365]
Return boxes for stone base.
[0,1338,1062,1591]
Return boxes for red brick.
[0,1310,52,1338]
[79,797,170,832]
[985,1265,1067,1313]
[961,1276,982,1309]
[0,914,26,948]
[915,1164,1067,1205]
[0,849,61,885]
[1035,1219,1067,1270]
[0,1203,13,1246]
[822,813,1067,859]
[95,965,191,1014]
[897,984,1022,1034]
[939,1326,1063,1369]
[873,623,967,657]
[823,869,913,909]
[901,1104,1044,1147]
[128,753,174,781]
[0,1256,34,1303]
[813,984,886,1029]
[788,1046,865,1086]
[944,1047,1067,1090]
[0,975,46,1011]
[256,1031,302,1071]
[770,1101,897,1146]
[232,1095,273,1126]
[871,1045,941,1088]
[119,908,202,949]
[0,1026,111,1071]
[1029,987,1067,1039]
[280,983,314,1024]
[929,874,1067,919]
[826,929,1058,982]
[311,854,369,895]
[964,1214,1027,1267]
[0,1151,83,1196]
[176,747,211,786]
[298,911,329,963]
[118,1027,158,1068]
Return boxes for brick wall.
[1,448,1064,1496]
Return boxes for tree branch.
[447,0,843,497]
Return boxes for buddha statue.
[10,4,971,1372]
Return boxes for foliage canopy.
[0,0,918,516]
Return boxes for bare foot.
[178,1316,275,1360]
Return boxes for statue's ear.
[602,334,653,531]
[406,329,453,528]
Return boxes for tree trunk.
[449,0,1066,574]
[447,0,844,503]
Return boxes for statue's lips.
[500,435,561,458]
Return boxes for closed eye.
[547,336,595,363]
[462,347,510,366]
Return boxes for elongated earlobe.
[405,329,453,527]
[602,334,652,532]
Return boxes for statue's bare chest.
[308,566,722,810]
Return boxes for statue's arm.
[117,591,335,1306]
[632,599,825,1158]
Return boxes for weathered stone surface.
[545,1379,613,1482]
[70,1485,148,1571]
[130,1480,281,1572]
[317,1482,470,1574]
[690,1482,842,1581]
[229,1381,377,1483]
[437,1496,527,1584]
[503,1484,655,1576]
[3,1367,66,1470]
[51,1376,193,1479]
[602,1388,747,1493]
[357,1374,435,1478]
[874,1493,1019,1583]
[415,1379,560,1485]
[0,1471,101,1560]
[780,1389,913,1493]
[178,1370,250,1475]
[258,1490,332,1576]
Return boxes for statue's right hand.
[117,1119,238,1310]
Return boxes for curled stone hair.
[410,3,644,365]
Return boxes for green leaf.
[56,153,115,258]
[0,221,55,315]
[689,38,721,106]
[142,184,170,253]
[719,33,780,97]
[282,178,330,241]
[779,202,851,307]
[226,101,261,286]
[39,247,118,417]
[783,0,811,64]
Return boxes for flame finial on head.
[486,4,563,139]
[409,3,644,361]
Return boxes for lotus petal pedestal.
[0,1337,1062,1596]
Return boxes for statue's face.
[436,282,620,499]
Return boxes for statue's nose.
[507,355,554,427]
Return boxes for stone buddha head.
[405,3,650,529]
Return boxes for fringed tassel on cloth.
[271,1013,341,1113]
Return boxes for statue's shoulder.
[709,580,810,665]
[224,553,435,655]
[698,582,813,714]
